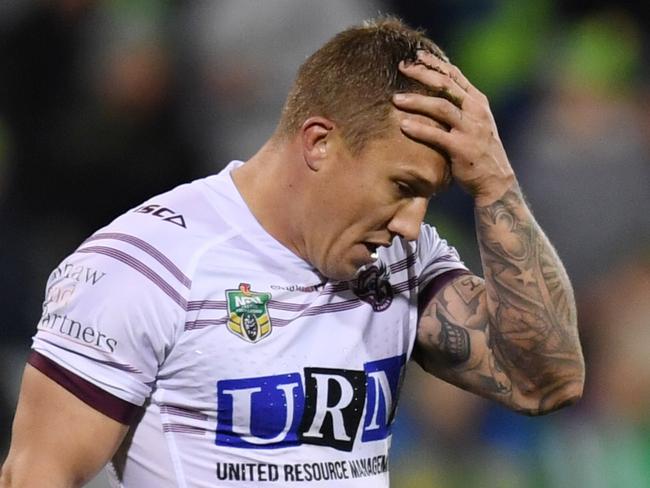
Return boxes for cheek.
[316,173,396,232]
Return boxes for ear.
[301,116,335,171]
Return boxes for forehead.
[361,114,449,186]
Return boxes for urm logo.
[216,354,405,452]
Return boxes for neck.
[231,137,308,260]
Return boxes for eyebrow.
[403,169,446,195]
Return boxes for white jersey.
[31,161,467,487]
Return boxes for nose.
[387,198,428,242]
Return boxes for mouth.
[363,242,380,261]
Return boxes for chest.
[153,254,420,453]
[175,257,417,369]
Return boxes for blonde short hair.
[277,17,448,154]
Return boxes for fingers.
[399,60,467,109]
[414,50,475,95]
[393,93,464,130]
[399,114,455,155]
[394,51,491,160]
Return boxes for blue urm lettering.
[361,354,405,442]
[216,373,305,449]
[215,354,406,451]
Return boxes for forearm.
[475,182,584,414]
[396,51,584,413]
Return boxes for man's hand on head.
[406,53,584,415]
[393,52,516,206]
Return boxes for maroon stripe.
[183,296,380,333]
[159,404,208,420]
[323,282,349,292]
[393,277,419,293]
[27,351,142,425]
[38,337,142,374]
[186,316,293,329]
[85,233,191,288]
[390,254,416,273]
[271,317,291,327]
[162,423,208,435]
[77,246,187,310]
[186,300,227,311]
[268,300,310,312]
[418,269,471,317]
[187,299,310,313]
[183,300,363,332]
[302,299,362,316]
[320,282,350,295]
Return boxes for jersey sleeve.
[31,238,187,416]
[416,223,469,290]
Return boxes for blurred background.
[1,1,649,487]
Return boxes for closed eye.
[395,181,415,198]
[395,180,436,200]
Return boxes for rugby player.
[0,17,584,487]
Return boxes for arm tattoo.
[435,308,471,365]
[475,184,584,412]
[419,274,513,397]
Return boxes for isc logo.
[134,204,187,228]
[216,355,405,452]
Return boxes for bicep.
[2,364,129,488]
[414,274,513,402]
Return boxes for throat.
[231,160,308,261]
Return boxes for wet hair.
[276,16,448,154]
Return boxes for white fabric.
[32,161,467,487]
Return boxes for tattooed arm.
[396,52,584,414]
[413,185,584,414]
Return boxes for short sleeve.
[416,223,468,290]
[31,245,186,408]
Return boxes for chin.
[318,262,360,282]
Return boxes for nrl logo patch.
[226,283,273,343]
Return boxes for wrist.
[473,174,518,207]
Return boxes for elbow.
[521,370,585,417]
[530,380,584,416]
[512,359,586,417]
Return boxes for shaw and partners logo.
[216,354,405,452]
[226,283,272,343]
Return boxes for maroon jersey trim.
[27,350,142,425]
[418,269,472,317]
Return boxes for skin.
[395,52,584,413]
[232,111,450,281]
[0,51,585,487]
[0,366,128,487]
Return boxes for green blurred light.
[453,0,554,100]
[562,14,641,93]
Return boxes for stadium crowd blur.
[1,1,649,487]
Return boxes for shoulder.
[43,176,242,317]
[383,223,465,268]
[80,176,239,280]
[376,223,468,300]
[416,223,456,258]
